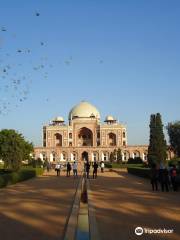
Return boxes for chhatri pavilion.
[34,101,151,163]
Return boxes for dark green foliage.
[127,157,143,164]
[0,168,43,188]
[111,163,143,168]
[167,121,180,157]
[116,148,122,163]
[104,162,144,168]
[127,167,151,178]
[0,129,33,171]
[109,151,115,163]
[110,149,122,163]
[28,158,43,168]
[104,163,112,168]
[148,113,167,166]
[0,169,13,174]
[168,158,180,167]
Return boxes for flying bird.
[1,27,6,32]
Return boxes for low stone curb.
[63,176,82,240]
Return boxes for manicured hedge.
[127,167,151,179]
[114,163,144,168]
[0,168,44,188]
[105,163,113,168]
[105,163,144,169]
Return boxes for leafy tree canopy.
[117,148,122,163]
[0,129,33,171]
[167,121,180,157]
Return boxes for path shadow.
[89,170,180,240]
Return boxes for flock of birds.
[0,12,104,116]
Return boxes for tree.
[167,121,180,157]
[147,113,167,166]
[0,129,33,171]
[109,150,116,163]
[109,152,114,163]
[116,148,122,163]
[128,157,143,164]
[113,149,117,162]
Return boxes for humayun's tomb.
[34,101,172,163]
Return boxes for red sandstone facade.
[34,101,172,163]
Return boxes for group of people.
[53,160,105,179]
[46,161,105,179]
[84,160,105,179]
[150,164,178,192]
[55,161,78,178]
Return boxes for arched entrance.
[108,133,116,146]
[82,151,88,161]
[78,127,93,146]
[54,133,62,147]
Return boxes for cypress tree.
[167,121,180,157]
[148,113,167,166]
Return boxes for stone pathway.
[89,169,180,240]
[0,169,79,240]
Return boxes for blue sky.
[0,0,180,146]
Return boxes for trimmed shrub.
[111,163,144,169]
[127,167,151,179]
[0,168,44,188]
[168,158,180,167]
[0,169,13,174]
[105,163,112,168]
[127,157,143,164]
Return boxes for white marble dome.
[69,101,100,120]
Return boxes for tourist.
[93,161,99,179]
[66,162,72,177]
[150,164,159,191]
[159,166,169,192]
[85,161,90,179]
[100,161,105,173]
[55,163,61,176]
[170,165,178,191]
[72,161,78,178]
[46,161,51,172]
[163,167,170,192]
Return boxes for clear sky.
[0,0,180,146]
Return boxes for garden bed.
[105,163,144,169]
[0,167,44,188]
[127,166,151,179]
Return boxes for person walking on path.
[93,161,99,179]
[150,164,159,191]
[159,167,169,192]
[46,161,51,172]
[66,162,72,177]
[72,161,78,178]
[55,163,61,176]
[85,161,90,179]
[170,165,178,191]
[100,161,105,173]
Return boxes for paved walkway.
[89,169,180,240]
[0,169,79,240]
